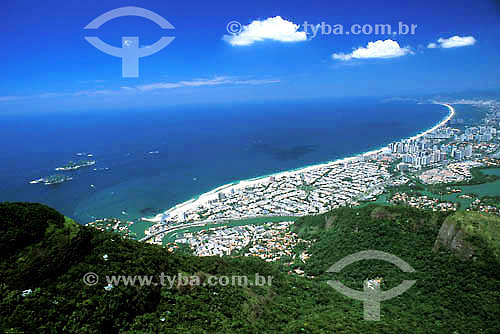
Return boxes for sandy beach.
[143,102,455,223]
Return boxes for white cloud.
[0,96,21,102]
[429,35,476,49]
[73,89,117,96]
[233,79,280,85]
[332,39,412,61]
[137,77,231,91]
[0,77,280,102]
[135,77,279,91]
[224,16,307,46]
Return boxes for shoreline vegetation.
[142,102,455,224]
[2,202,500,333]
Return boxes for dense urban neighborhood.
[127,99,500,251]
[80,99,500,262]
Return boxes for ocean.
[0,98,447,224]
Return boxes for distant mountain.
[1,202,499,333]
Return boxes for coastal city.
[141,158,393,244]
[4,2,500,331]
[87,99,500,255]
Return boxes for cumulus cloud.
[428,35,476,49]
[224,16,307,46]
[332,39,412,61]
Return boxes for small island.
[55,159,96,171]
[29,174,72,185]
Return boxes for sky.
[1,0,499,111]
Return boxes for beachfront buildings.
[142,99,499,246]
[158,159,392,225]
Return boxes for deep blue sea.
[0,98,447,224]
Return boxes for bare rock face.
[433,221,474,258]
[324,215,336,230]
[370,207,392,220]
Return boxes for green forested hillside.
[1,202,499,333]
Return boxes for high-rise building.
[433,150,441,163]
[465,144,473,158]
[397,163,409,172]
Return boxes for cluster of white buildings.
[175,225,252,256]
[392,100,499,171]
[140,99,500,247]
[86,218,135,238]
[244,221,312,262]
[161,160,391,226]
[392,133,477,170]
[390,193,458,211]
[172,221,309,260]
[469,199,500,215]
[418,161,481,184]
[461,126,496,142]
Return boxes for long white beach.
[143,102,455,223]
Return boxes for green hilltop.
[0,202,499,333]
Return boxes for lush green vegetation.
[480,195,500,208]
[447,211,500,261]
[0,202,65,257]
[428,167,500,193]
[467,167,500,185]
[1,202,499,333]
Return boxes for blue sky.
[1,0,499,111]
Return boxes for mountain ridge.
[1,202,499,333]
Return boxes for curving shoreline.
[143,102,455,223]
